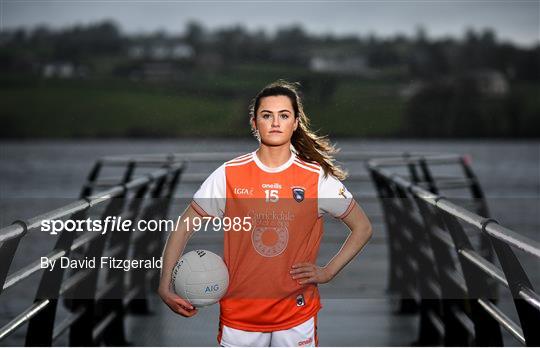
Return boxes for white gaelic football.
[171,250,229,307]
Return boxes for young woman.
[159,80,373,347]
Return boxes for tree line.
[1,19,538,81]
[0,20,538,138]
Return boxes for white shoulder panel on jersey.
[318,167,354,218]
[192,163,226,218]
[293,158,321,174]
[225,152,254,167]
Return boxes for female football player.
[159,80,373,347]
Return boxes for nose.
[271,115,280,127]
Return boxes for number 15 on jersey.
[264,189,279,203]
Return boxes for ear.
[250,116,257,130]
[293,117,298,131]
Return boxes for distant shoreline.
[1,136,539,142]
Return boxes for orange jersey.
[191,150,354,332]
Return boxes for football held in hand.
[172,250,230,307]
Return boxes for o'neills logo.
[298,337,313,346]
[234,187,253,195]
[261,183,282,189]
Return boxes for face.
[251,95,299,146]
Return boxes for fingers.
[291,271,313,280]
[291,262,326,285]
[291,263,318,284]
[299,277,316,285]
[172,297,197,316]
[166,291,195,309]
[292,274,316,285]
[290,267,313,275]
[168,299,198,317]
[178,306,199,317]
[290,263,315,273]
[172,304,198,317]
[174,296,195,310]
[292,262,312,269]
[159,289,198,318]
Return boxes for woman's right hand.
[158,205,202,318]
[158,286,199,318]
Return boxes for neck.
[256,143,293,168]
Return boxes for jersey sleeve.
[318,169,355,219]
[191,163,226,218]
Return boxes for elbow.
[352,224,372,244]
[364,224,373,242]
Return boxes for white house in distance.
[41,62,88,79]
[128,42,194,60]
[309,52,376,77]
[400,69,509,99]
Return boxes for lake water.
[1,138,538,228]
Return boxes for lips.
[269,131,282,133]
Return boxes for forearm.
[159,206,197,290]
[325,226,372,279]
[159,229,189,290]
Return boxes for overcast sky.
[2,0,539,47]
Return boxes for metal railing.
[0,149,445,346]
[368,155,540,346]
[1,150,537,346]
[0,156,185,346]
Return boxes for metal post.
[440,212,503,346]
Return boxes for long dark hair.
[249,79,347,180]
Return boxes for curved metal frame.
[0,157,185,346]
[368,156,540,346]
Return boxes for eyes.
[261,113,290,120]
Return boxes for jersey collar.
[252,149,296,173]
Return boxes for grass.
[307,80,406,136]
[1,81,247,137]
[4,68,509,138]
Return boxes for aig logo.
[205,284,220,293]
[234,187,253,195]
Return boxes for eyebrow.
[260,109,292,113]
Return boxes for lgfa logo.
[234,187,253,195]
[205,284,220,293]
